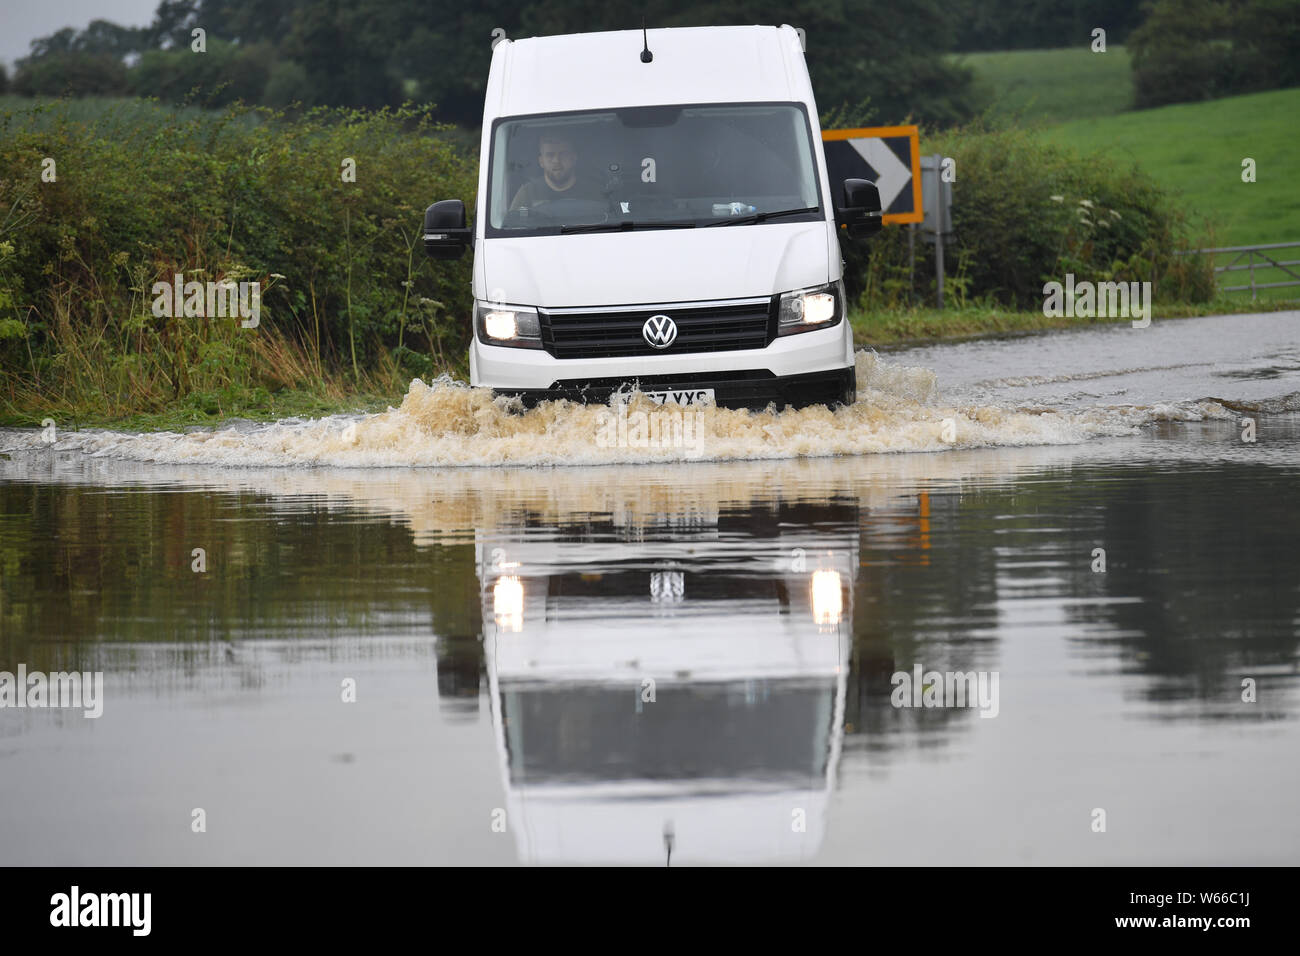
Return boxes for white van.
[424,24,882,410]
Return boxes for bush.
[1129,0,1300,108]
[128,40,276,108]
[263,61,317,109]
[1128,0,1234,108]
[12,53,130,98]
[0,99,476,417]
[1228,0,1300,92]
[845,124,1215,311]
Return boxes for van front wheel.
[837,372,857,408]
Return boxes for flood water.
[2,311,1298,865]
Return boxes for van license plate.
[641,389,715,406]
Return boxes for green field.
[1033,88,1300,298]
[931,52,1299,297]
[1036,87,1300,246]
[955,46,1133,123]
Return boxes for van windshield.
[486,103,823,236]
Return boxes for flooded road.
[2,311,1298,865]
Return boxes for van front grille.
[539,298,775,359]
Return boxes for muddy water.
[0,351,1238,468]
[1,311,1298,865]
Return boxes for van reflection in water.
[475,504,855,865]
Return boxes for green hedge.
[0,98,476,414]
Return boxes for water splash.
[0,351,1234,469]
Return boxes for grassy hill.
[1034,87,1300,298]
[955,46,1133,123]
[1035,87,1300,246]
[936,51,1298,296]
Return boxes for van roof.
[489,25,811,118]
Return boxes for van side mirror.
[837,179,883,239]
[424,200,471,259]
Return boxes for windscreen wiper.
[560,220,697,234]
[702,206,822,227]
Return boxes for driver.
[510,131,606,209]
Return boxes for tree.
[945,0,1147,52]
[516,0,979,125]
[1128,0,1300,108]
[1227,0,1300,92]
[1129,0,1232,107]
[128,39,274,106]
[76,19,151,56]
[10,0,985,125]
[13,53,130,97]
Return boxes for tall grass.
[0,97,476,424]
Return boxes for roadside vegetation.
[3,92,1291,430]
[0,99,475,427]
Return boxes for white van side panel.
[778,28,845,285]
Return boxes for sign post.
[919,154,955,308]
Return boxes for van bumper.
[497,366,855,410]
[471,319,855,410]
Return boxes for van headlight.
[475,302,542,349]
[777,280,844,336]
[810,569,844,629]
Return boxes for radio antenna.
[640,18,653,63]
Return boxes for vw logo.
[642,314,677,349]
